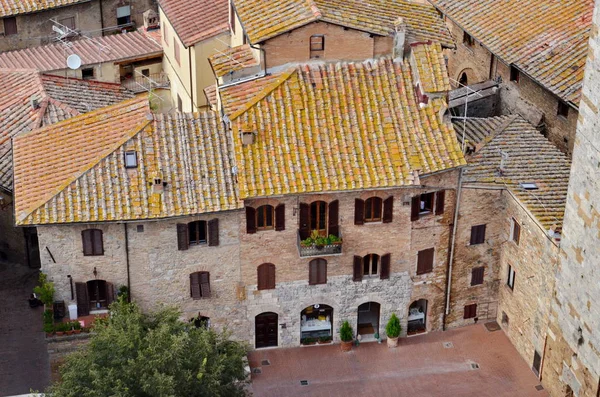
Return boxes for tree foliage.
[49,301,249,397]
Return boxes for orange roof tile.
[429,0,594,105]
[0,0,88,17]
[208,44,259,78]
[234,0,453,47]
[223,58,465,199]
[159,0,229,47]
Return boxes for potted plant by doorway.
[339,320,354,352]
[386,313,401,348]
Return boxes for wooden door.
[255,312,278,348]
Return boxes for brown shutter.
[82,230,92,255]
[514,222,521,244]
[105,282,115,305]
[190,273,201,299]
[435,190,445,215]
[417,248,434,275]
[471,267,484,286]
[382,196,394,223]
[299,203,310,240]
[200,272,211,298]
[380,253,391,279]
[353,255,363,281]
[354,198,365,225]
[309,260,317,285]
[246,207,257,234]
[257,265,265,290]
[268,264,276,289]
[328,200,339,236]
[275,204,285,231]
[75,282,89,317]
[208,219,219,246]
[177,224,189,251]
[93,230,104,255]
[411,196,420,221]
[318,259,327,284]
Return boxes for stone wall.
[542,2,600,395]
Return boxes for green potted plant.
[386,313,401,348]
[318,335,332,344]
[72,321,82,334]
[339,320,353,352]
[33,273,55,310]
[55,322,66,336]
[43,322,54,337]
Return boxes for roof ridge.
[228,68,297,120]
[15,96,151,223]
[306,0,322,18]
[472,114,519,153]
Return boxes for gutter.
[123,223,131,303]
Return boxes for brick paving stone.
[248,323,548,397]
[0,263,50,396]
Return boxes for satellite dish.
[66,54,81,70]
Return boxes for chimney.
[143,9,159,31]
[393,17,407,59]
[30,97,39,110]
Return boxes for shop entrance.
[408,299,427,335]
[255,312,278,348]
[300,304,333,344]
[357,302,380,337]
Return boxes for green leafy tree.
[49,300,249,397]
[33,272,55,307]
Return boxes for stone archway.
[457,68,475,87]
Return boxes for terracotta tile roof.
[13,99,240,225]
[223,58,465,199]
[411,42,451,93]
[455,116,571,230]
[0,31,162,72]
[203,84,217,109]
[429,0,594,105]
[234,0,453,47]
[159,0,229,47]
[0,69,134,192]
[209,44,259,78]
[0,0,88,17]
[219,71,291,116]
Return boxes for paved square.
[248,323,547,397]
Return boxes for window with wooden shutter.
[464,303,477,319]
[190,272,210,299]
[208,219,219,246]
[75,282,89,317]
[435,190,445,215]
[362,253,379,276]
[471,267,484,286]
[380,253,391,279]
[354,198,365,225]
[187,221,207,246]
[310,34,325,58]
[3,17,17,35]
[416,248,434,275]
[105,282,115,305]
[299,203,310,239]
[411,196,420,221]
[353,255,362,281]
[246,207,257,234]
[309,258,327,285]
[257,263,276,290]
[364,197,382,222]
[470,224,486,245]
[310,201,327,233]
[511,218,521,245]
[275,204,285,231]
[177,223,189,250]
[328,200,339,236]
[82,229,103,256]
[383,196,394,223]
[256,205,274,230]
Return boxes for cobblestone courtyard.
[248,323,548,397]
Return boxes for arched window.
[191,315,210,329]
[364,197,383,222]
[82,229,103,256]
[309,258,327,285]
[256,205,274,230]
[190,271,211,299]
[459,72,468,86]
[363,254,379,276]
[257,263,276,290]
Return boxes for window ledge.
[89,309,109,315]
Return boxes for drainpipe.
[442,167,464,330]
[188,47,194,110]
[99,0,105,36]
[123,223,131,303]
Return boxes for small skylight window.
[520,182,538,190]
[124,151,138,168]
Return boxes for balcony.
[121,72,170,93]
[297,230,343,258]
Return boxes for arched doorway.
[357,302,380,338]
[301,304,333,344]
[255,312,278,348]
[408,299,427,335]
[191,315,210,329]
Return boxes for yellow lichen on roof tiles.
[224,58,465,200]
[209,44,261,78]
[0,0,87,17]
[411,42,451,93]
[234,0,453,47]
[429,0,594,105]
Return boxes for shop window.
[470,224,486,245]
[416,248,434,275]
[190,271,211,299]
[463,303,477,319]
[3,17,17,35]
[257,263,276,290]
[510,218,521,244]
[510,66,520,83]
[82,229,103,256]
[300,304,333,344]
[557,101,569,118]
[117,5,131,25]
[507,265,516,290]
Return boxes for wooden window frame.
[256,205,274,231]
[510,66,520,83]
[557,101,570,118]
[507,264,515,290]
[310,34,325,52]
[471,266,485,286]
[470,224,486,245]
[362,253,379,277]
[188,220,207,246]
[416,248,434,275]
[510,217,521,245]
[310,201,328,235]
[82,229,104,256]
[3,17,17,36]
[419,192,435,214]
[309,258,327,285]
[463,303,477,319]
[363,197,383,222]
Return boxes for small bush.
[33,273,55,306]
[385,313,401,338]
[339,320,353,342]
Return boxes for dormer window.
[310,35,325,59]
[154,178,162,185]
[124,151,137,168]
[241,131,255,145]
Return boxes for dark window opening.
[256,205,274,230]
[507,265,516,290]
[510,66,520,83]
[470,224,486,245]
[463,31,474,46]
[471,266,485,286]
[501,311,509,326]
[141,69,150,77]
[511,218,521,244]
[116,5,131,25]
[82,68,94,80]
[310,201,327,234]
[464,303,477,319]
[557,101,570,118]
[459,72,468,86]
[59,16,75,30]
[532,351,542,377]
[420,192,434,214]
[87,280,107,309]
[136,225,144,233]
[177,94,182,112]
[363,254,379,276]
[188,220,207,245]
[192,315,210,328]
[310,35,325,59]
[364,197,383,222]
[3,17,17,35]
